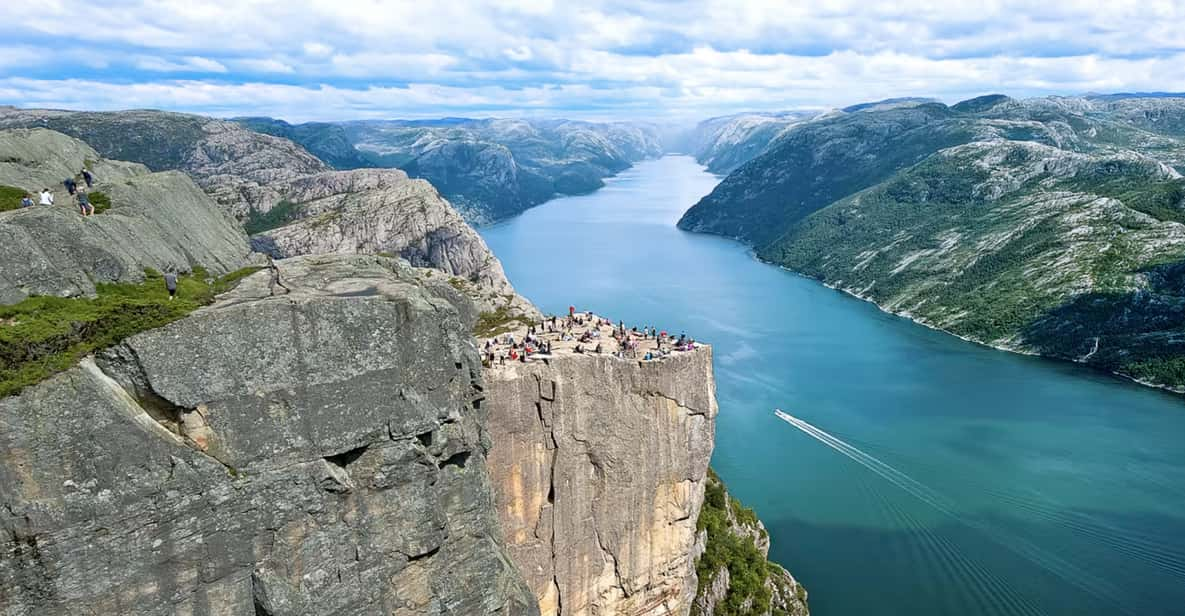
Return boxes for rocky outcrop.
[0,254,539,616]
[484,333,717,615]
[249,168,515,297]
[0,109,527,316]
[691,471,807,616]
[0,108,329,221]
[0,129,250,304]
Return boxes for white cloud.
[1,0,1184,120]
[135,56,228,73]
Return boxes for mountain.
[0,107,526,314]
[0,107,329,220]
[684,111,817,174]
[235,117,665,224]
[233,116,372,170]
[679,95,1185,392]
[1,120,799,616]
[0,128,249,303]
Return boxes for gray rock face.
[0,108,329,221]
[0,129,250,304]
[485,342,718,616]
[250,169,513,293]
[0,254,539,616]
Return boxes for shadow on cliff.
[1020,258,1185,388]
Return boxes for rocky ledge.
[481,316,718,615]
[0,254,537,616]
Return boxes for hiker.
[569,305,575,318]
[63,177,76,196]
[39,188,53,206]
[267,256,290,296]
[81,169,94,188]
[77,190,94,216]
[20,193,34,208]
[164,270,178,300]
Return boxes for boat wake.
[774,409,1183,616]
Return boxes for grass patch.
[0,266,263,398]
[692,468,798,616]
[0,185,29,213]
[244,199,302,235]
[88,191,112,214]
[474,306,533,338]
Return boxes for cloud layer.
[2,0,1183,121]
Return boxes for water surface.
[480,155,1185,616]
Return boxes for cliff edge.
[0,255,538,615]
[482,317,717,615]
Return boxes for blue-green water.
[480,155,1185,616]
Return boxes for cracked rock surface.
[485,344,718,616]
[0,254,538,616]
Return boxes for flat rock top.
[482,311,708,376]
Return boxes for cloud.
[0,0,1183,120]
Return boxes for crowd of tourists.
[483,306,699,368]
[14,168,97,216]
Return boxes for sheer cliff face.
[0,129,250,304]
[0,255,538,616]
[485,347,718,616]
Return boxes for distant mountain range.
[678,94,1185,392]
[235,116,664,224]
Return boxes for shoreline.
[745,252,1185,398]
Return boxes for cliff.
[0,129,250,304]
[0,108,329,220]
[482,319,718,615]
[691,470,808,616]
[680,94,1185,392]
[0,109,527,317]
[0,255,538,615]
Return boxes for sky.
[1,0,1184,123]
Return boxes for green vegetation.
[1125,358,1185,388]
[0,185,28,212]
[0,266,262,398]
[474,306,534,338]
[1067,176,1185,224]
[244,199,303,234]
[692,468,799,616]
[88,191,112,214]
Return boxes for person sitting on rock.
[39,188,53,206]
[63,177,76,196]
[81,168,94,188]
[77,190,94,216]
[19,193,34,208]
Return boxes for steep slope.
[234,117,372,170]
[335,118,664,223]
[686,112,816,174]
[0,128,250,303]
[0,108,526,314]
[679,102,975,245]
[0,255,539,616]
[0,108,329,220]
[682,94,1185,391]
[692,470,808,616]
[485,327,717,616]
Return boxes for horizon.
[5,90,1185,128]
[3,1,1185,123]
